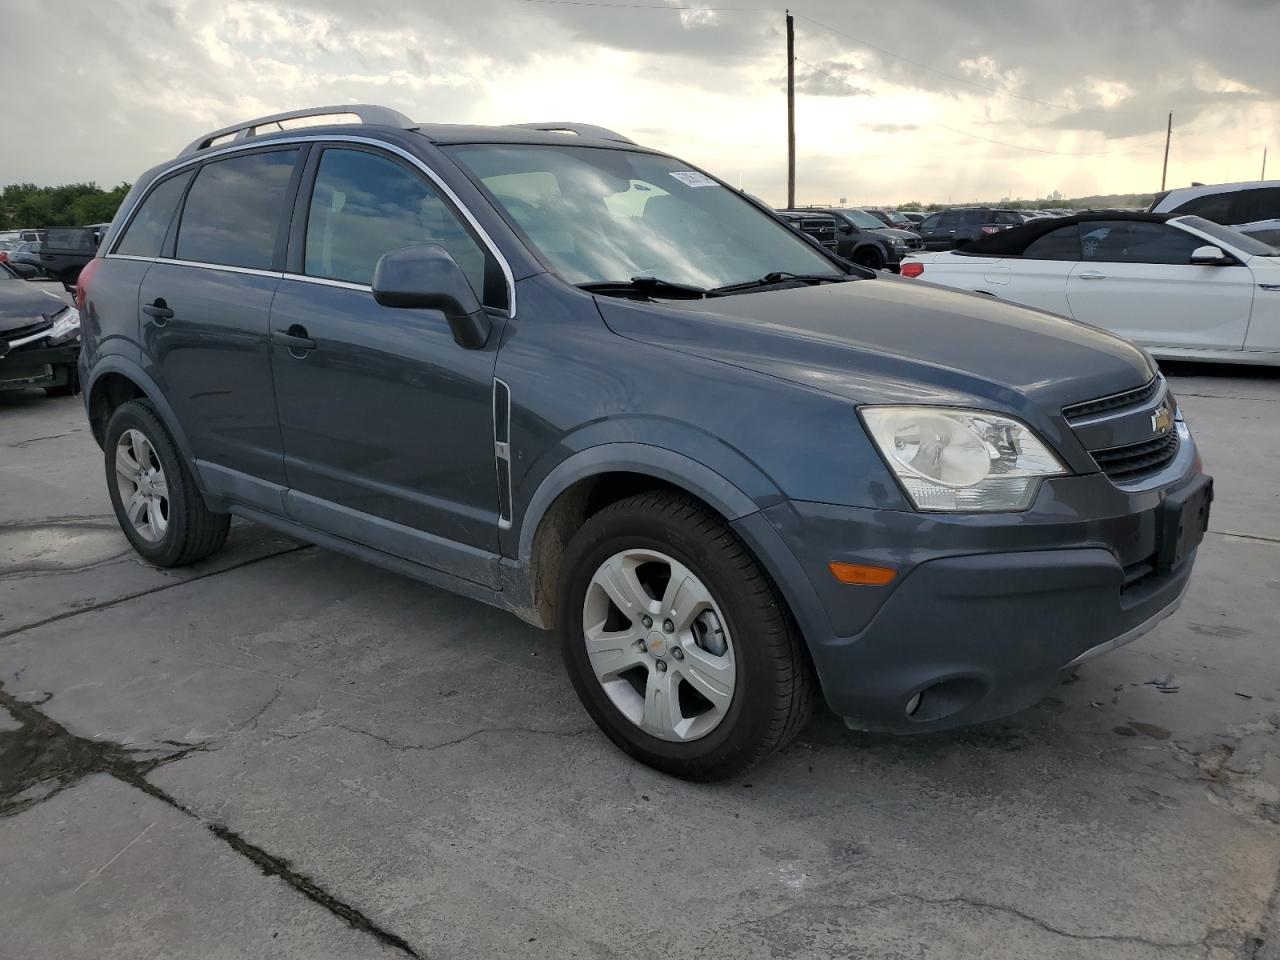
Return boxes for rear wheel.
[104,400,230,567]
[558,491,816,780]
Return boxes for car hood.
[595,276,1154,417]
[0,282,66,334]
[873,227,921,240]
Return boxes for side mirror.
[837,223,853,235]
[372,244,491,349]
[1189,244,1233,266]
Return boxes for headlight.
[861,406,1067,511]
[47,307,81,345]
[890,239,906,249]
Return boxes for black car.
[0,260,81,395]
[6,240,48,277]
[79,104,1208,779]
[774,210,840,252]
[826,208,924,271]
[917,207,1025,250]
[865,208,916,231]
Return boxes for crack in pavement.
[332,720,596,752]
[0,680,422,958]
[0,543,311,642]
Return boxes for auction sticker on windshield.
[669,171,719,188]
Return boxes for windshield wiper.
[710,271,852,295]
[578,276,713,299]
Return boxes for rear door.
[139,146,302,493]
[1065,220,1254,348]
[268,144,504,581]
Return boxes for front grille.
[2,318,54,342]
[1063,377,1161,423]
[1091,430,1180,483]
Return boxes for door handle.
[143,299,174,325]
[272,324,316,357]
[1077,271,1107,280]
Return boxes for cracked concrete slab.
[0,365,1277,959]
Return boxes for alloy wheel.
[114,428,169,543]
[582,549,736,742]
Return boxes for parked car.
[6,241,48,278]
[900,211,1280,364]
[0,261,81,394]
[1149,180,1280,246]
[783,207,922,271]
[39,226,103,290]
[900,212,927,226]
[917,207,1025,250]
[863,208,915,231]
[79,104,1210,779]
[775,210,840,252]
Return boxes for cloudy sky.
[3,0,1277,205]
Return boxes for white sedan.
[900,213,1280,365]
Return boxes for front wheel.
[557,491,816,780]
[104,400,230,567]
[853,247,885,271]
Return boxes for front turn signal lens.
[828,562,897,586]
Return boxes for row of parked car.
[0,225,109,287]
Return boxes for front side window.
[304,148,487,294]
[176,149,299,269]
[115,171,194,258]
[1021,224,1080,260]
[840,209,887,230]
[446,144,839,288]
[1081,221,1203,264]
[1172,193,1233,223]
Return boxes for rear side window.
[961,210,988,226]
[1021,224,1080,260]
[1229,188,1280,224]
[115,171,193,258]
[992,211,1023,225]
[176,149,299,269]
[303,148,488,294]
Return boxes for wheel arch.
[85,358,195,467]
[513,444,768,630]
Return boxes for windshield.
[839,209,887,229]
[446,144,841,288]
[1177,215,1280,257]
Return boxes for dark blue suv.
[78,105,1211,779]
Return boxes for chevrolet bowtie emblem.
[1151,405,1173,434]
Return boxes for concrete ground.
[1,358,1278,960]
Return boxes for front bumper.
[0,342,80,390]
[733,462,1210,733]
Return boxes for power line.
[521,1,756,9]
[795,57,1155,157]
[792,13,1074,111]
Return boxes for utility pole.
[1263,147,1268,180]
[1160,111,1172,191]
[786,10,795,207]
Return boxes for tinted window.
[992,211,1023,225]
[1081,221,1203,264]
[935,212,959,229]
[1172,193,1233,222]
[1021,224,1080,260]
[920,214,942,230]
[116,171,194,257]
[961,210,988,226]
[176,150,298,269]
[1229,187,1280,224]
[303,148,487,294]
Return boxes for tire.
[44,367,78,397]
[104,399,230,567]
[557,491,816,780]
[853,246,885,271]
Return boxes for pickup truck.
[37,225,107,290]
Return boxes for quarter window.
[303,148,487,294]
[115,171,193,258]
[1021,224,1080,260]
[176,149,299,269]
[1080,221,1203,265]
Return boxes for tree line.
[0,182,131,230]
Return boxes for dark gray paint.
[81,122,1207,733]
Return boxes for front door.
[269,145,504,584]
[1065,220,1253,349]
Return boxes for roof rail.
[178,104,416,157]
[509,122,635,145]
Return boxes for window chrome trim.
[281,274,372,293]
[107,134,516,317]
